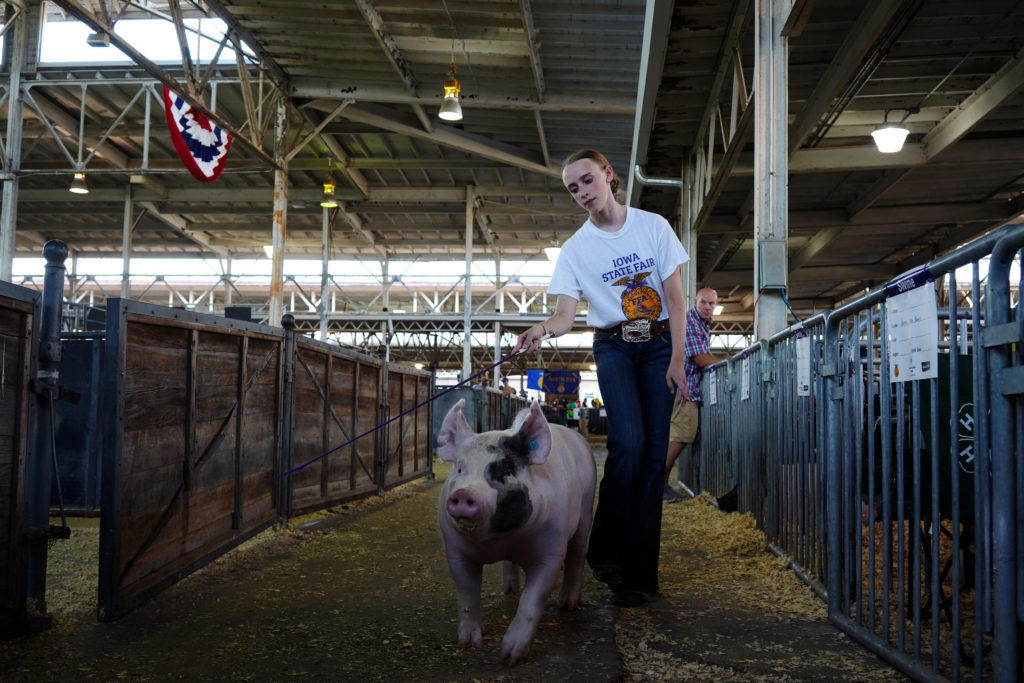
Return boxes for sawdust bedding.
[31,473,903,680]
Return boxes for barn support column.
[269,98,289,326]
[493,253,502,389]
[0,7,28,281]
[461,186,474,381]
[320,205,329,341]
[493,321,501,389]
[120,186,133,299]
[223,259,232,306]
[382,256,391,363]
[679,155,696,308]
[752,0,790,339]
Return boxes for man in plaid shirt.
[664,288,721,502]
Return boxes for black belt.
[597,318,670,343]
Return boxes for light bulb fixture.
[262,244,274,259]
[713,304,724,315]
[438,63,463,122]
[68,171,89,194]
[320,169,339,208]
[871,109,913,154]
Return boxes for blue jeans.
[586,329,674,594]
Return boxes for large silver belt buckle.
[621,319,651,343]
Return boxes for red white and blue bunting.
[163,86,232,182]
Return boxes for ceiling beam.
[788,226,845,271]
[202,0,290,90]
[351,0,433,133]
[923,46,1024,160]
[519,0,545,103]
[691,0,752,159]
[781,0,815,37]
[295,84,634,115]
[340,104,558,178]
[844,168,913,219]
[788,2,903,153]
[294,106,370,197]
[137,201,229,258]
[704,264,902,289]
[625,0,674,204]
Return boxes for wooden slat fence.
[96,300,434,620]
[99,300,286,620]
[0,282,40,635]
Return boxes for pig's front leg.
[446,551,484,648]
[500,556,561,664]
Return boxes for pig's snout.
[447,489,481,520]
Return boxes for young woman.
[512,149,689,607]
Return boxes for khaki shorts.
[669,400,699,444]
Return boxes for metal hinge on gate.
[982,322,1022,349]
[820,363,837,377]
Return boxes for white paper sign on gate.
[796,333,811,397]
[884,268,939,383]
[741,356,750,401]
[707,367,717,406]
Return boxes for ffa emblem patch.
[612,271,662,321]
[163,86,232,182]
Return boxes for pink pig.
[437,399,596,664]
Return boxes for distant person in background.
[566,399,579,430]
[501,377,516,396]
[664,288,723,503]
[578,399,590,437]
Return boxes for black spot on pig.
[498,432,532,464]
[487,455,517,485]
[490,486,533,533]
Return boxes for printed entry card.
[884,269,939,383]
[796,333,811,396]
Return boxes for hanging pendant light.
[68,171,89,194]
[871,109,911,154]
[438,63,463,122]
[320,169,339,208]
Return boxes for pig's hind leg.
[502,561,521,594]
[446,553,484,648]
[558,514,591,610]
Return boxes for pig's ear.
[438,399,475,462]
[515,401,552,466]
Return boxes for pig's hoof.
[457,627,483,648]
[502,577,520,594]
[500,635,530,664]
[558,591,582,611]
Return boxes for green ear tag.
[527,438,539,451]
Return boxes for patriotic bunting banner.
[163,86,232,182]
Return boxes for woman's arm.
[511,294,579,354]
[662,269,688,403]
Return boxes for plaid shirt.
[684,307,711,401]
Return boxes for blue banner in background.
[526,370,581,394]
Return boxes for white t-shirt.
[548,207,689,329]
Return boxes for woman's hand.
[667,356,688,405]
[512,324,547,355]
